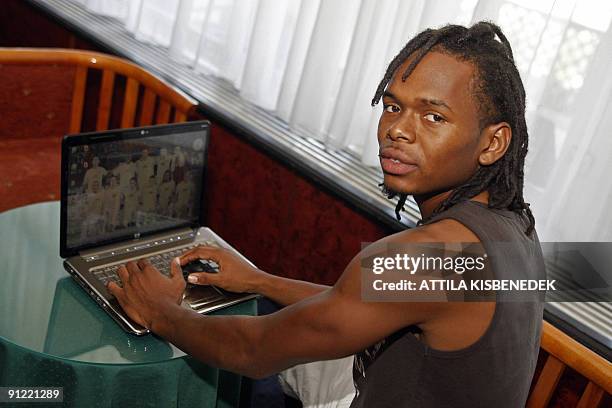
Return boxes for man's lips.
[379,148,418,175]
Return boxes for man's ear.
[478,122,512,166]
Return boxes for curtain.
[73,0,612,242]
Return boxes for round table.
[0,201,256,407]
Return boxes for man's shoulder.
[383,219,481,246]
[353,220,479,268]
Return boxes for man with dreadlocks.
[108,21,545,407]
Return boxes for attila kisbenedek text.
[370,254,555,292]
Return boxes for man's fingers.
[107,278,148,328]
[108,282,148,328]
[178,252,203,265]
[117,265,130,285]
[137,257,153,271]
[170,257,184,281]
[126,261,141,274]
[124,261,146,290]
[179,246,222,265]
[107,281,124,300]
[187,272,219,285]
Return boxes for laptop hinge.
[79,227,196,262]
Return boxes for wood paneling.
[204,125,389,284]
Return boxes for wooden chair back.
[527,321,611,407]
[0,47,198,133]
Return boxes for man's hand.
[107,258,186,330]
[179,246,267,293]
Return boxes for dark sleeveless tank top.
[350,200,546,408]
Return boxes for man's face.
[377,51,484,197]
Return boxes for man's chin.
[380,181,412,199]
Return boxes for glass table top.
[0,201,247,365]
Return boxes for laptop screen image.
[60,122,209,257]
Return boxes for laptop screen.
[60,121,209,257]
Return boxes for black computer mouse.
[182,259,219,277]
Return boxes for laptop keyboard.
[91,241,220,288]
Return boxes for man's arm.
[141,247,450,379]
[253,273,330,306]
[108,220,492,380]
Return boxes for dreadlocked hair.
[375,21,535,236]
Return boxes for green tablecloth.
[0,201,256,407]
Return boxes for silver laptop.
[60,121,258,335]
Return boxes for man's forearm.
[152,292,336,379]
[253,272,330,306]
[153,302,265,377]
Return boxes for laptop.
[60,120,258,335]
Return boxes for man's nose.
[387,116,416,143]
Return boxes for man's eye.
[384,104,399,113]
[424,113,445,123]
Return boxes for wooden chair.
[0,47,198,133]
[527,321,611,407]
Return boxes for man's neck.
[414,190,490,220]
